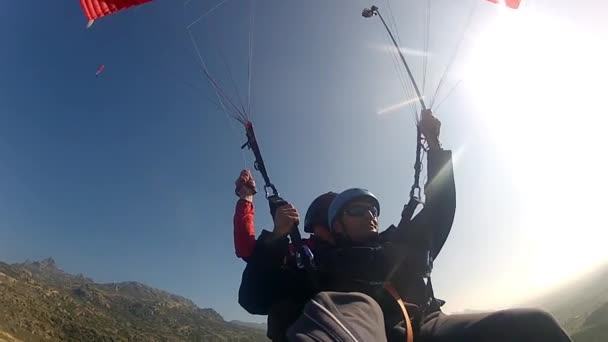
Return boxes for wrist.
[271,225,292,241]
[239,195,254,202]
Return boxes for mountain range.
[0,258,268,341]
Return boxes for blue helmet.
[328,188,380,231]
[304,192,338,233]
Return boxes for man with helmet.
[286,111,571,341]
[295,188,570,341]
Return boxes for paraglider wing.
[485,0,521,9]
[79,0,154,21]
[95,64,106,77]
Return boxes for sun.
[461,6,608,299]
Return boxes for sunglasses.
[343,204,379,218]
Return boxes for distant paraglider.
[95,65,106,77]
[80,0,154,28]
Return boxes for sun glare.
[377,97,424,116]
[462,6,608,302]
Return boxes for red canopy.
[80,0,153,21]
[485,0,522,9]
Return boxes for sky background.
[1,0,607,323]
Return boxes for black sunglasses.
[343,204,379,218]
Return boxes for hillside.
[529,263,608,342]
[229,321,267,332]
[0,258,267,342]
[4,257,605,341]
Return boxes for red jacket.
[234,199,256,259]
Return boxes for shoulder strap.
[384,282,414,342]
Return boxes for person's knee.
[501,308,570,340]
[509,308,559,327]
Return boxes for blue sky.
[1,0,607,322]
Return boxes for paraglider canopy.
[485,0,521,9]
[95,64,106,77]
[80,0,154,27]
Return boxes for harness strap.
[384,282,414,342]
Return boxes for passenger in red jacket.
[233,168,337,263]
[237,191,338,341]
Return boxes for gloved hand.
[419,109,442,150]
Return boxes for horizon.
[5,255,607,320]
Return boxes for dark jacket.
[238,232,330,341]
